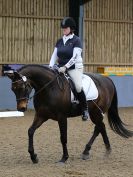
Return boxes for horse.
[5,64,133,164]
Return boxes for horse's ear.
[4,70,15,80]
[4,70,21,80]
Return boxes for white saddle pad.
[71,74,98,102]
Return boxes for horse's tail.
[107,84,133,138]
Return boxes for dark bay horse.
[5,65,133,163]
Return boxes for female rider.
[49,17,89,121]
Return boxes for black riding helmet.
[61,17,76,30]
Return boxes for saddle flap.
[70,74,98,102]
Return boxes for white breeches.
[67,68,83,93]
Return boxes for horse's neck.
[20,67,54,88]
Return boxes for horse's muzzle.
[17,100,27,112]
[18,107,27,112]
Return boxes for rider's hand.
[58,66,67,73]
[49,66,53,69]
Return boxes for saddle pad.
[71,74,98,102]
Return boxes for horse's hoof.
[105,148,112,157]
[55,159,66,165]
[32,157,39,164]
[59,158,67,163]
[31,154,39,164]
[81,153,90,160]
[56,161,66,165]
[57,155,69,163]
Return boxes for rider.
[49,17,90,121]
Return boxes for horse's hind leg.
[82,121,111,160]
[82,125,100,160]
[28,115,46,163]
[100,122,111,154]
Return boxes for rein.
[29,73,61,100]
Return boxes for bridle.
[12,78,32,101]
[13,73,62,101]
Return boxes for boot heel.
[82,110,90,121]
[77,90,90,121]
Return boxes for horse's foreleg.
[82,125,100,160]
[28,126,38,163]
[58,117,69,163]
[28,116,45,163]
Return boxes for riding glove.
[58,66,66,73]
[49,66,53,69]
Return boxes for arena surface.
[0,108,133,177]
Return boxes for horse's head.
[5,70,32,112]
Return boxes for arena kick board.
[0,111,24,118]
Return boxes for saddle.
[65,73,98,103]
[52,66,98,103]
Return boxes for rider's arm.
[49,47,58,67]
[65,47,82,69]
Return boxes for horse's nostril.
[18,107,26,112]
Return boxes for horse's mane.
[17,64,51,72]
[17,64,58,81]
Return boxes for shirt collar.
[63,33,74,44]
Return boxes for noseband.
[12,78,32,101]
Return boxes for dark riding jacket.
[56,35,82,69]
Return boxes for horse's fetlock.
[28,127,35,136]
[85,144,91,151]
[28,148,34,154]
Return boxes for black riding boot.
[77,90,90,121]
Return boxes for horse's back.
[85,72,114,90]
[85,72,115,109]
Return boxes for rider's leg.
[67,68,90,121]
[76,89,90,121]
